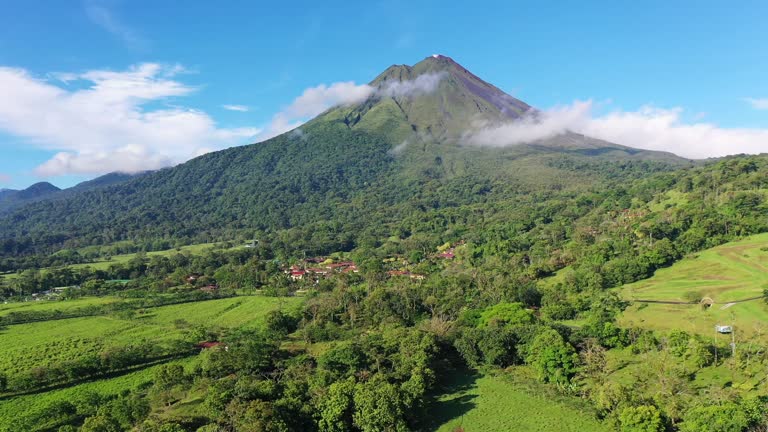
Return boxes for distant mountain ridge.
[0,182,61,214]
[0,172,145,214]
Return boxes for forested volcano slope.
[0,55,693,259]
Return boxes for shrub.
[618,405,664,432]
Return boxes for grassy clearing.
[0,242,234,280]
[648,189,689,212]
[0,357,199,425]
[430,369,610,432]
[0,296,119,317]
[0,296,301,376]
[67,242,229,272]
[620,233,768,338]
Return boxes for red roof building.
[289,270,306,280]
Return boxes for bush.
[619,405,664,432]
[265,310,299,336]
[526,328,579,384]
[477,302,535,328]
[682,291,702,303]
[680,403,749,432]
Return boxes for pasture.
[68,242,230,271]
[620,233,768,338]
[0,241,233,279]
[430,370,610,432]
[0,295,301,376]
[0,295,118,317]
[0,357,199,429]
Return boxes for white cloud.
[465,101,591,147]
[289,128,307,140]
[85,1,147,50]
[465,100,768,159]
[745,98,768,110]
[0,64,260,176]
[222,104,250,112]
[388,140,410,156]
[256,72,446,141]
[253,81,373,142]
[379,72,445,97]
[285,81,375,118]
[254,113,307,143]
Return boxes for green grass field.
[0,357,199,428]
[0,295,118,317]
[67,242,229,272]
[619,233,768,338]
[430,369,610,432]
[0,296,301,376]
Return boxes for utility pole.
[731,312,737,363]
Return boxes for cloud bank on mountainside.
[465,100,768,159]
[255,72,447,141]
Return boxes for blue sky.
[1,0,768,189]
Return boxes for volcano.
[0,55,690,255]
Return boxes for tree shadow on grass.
[426,369,480,430]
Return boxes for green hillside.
[0,56,688,261]
[0,296,299,376]
[620,233,768,337]
[0,182,60,214]
[0,173,140,215]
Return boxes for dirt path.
[633,295,763,305]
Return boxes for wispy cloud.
[252,81,372,141]
[256,72,446,141]
[465,102,590,147]
[85,1,147,50]
[379,72,445,98]
[222,104,250,112]
[464,100,768,158]
[0,173,10,184]
[285,81,375,118]
[0,63,259,176]
[744,98,768,110]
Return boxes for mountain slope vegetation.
[0,56,690,259]
[0,182,61,214]
[0,173,142,215]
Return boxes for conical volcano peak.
[421,53,458,65]
[421,54,462,68]
[342,55,533,141]
[372,54,468,85]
